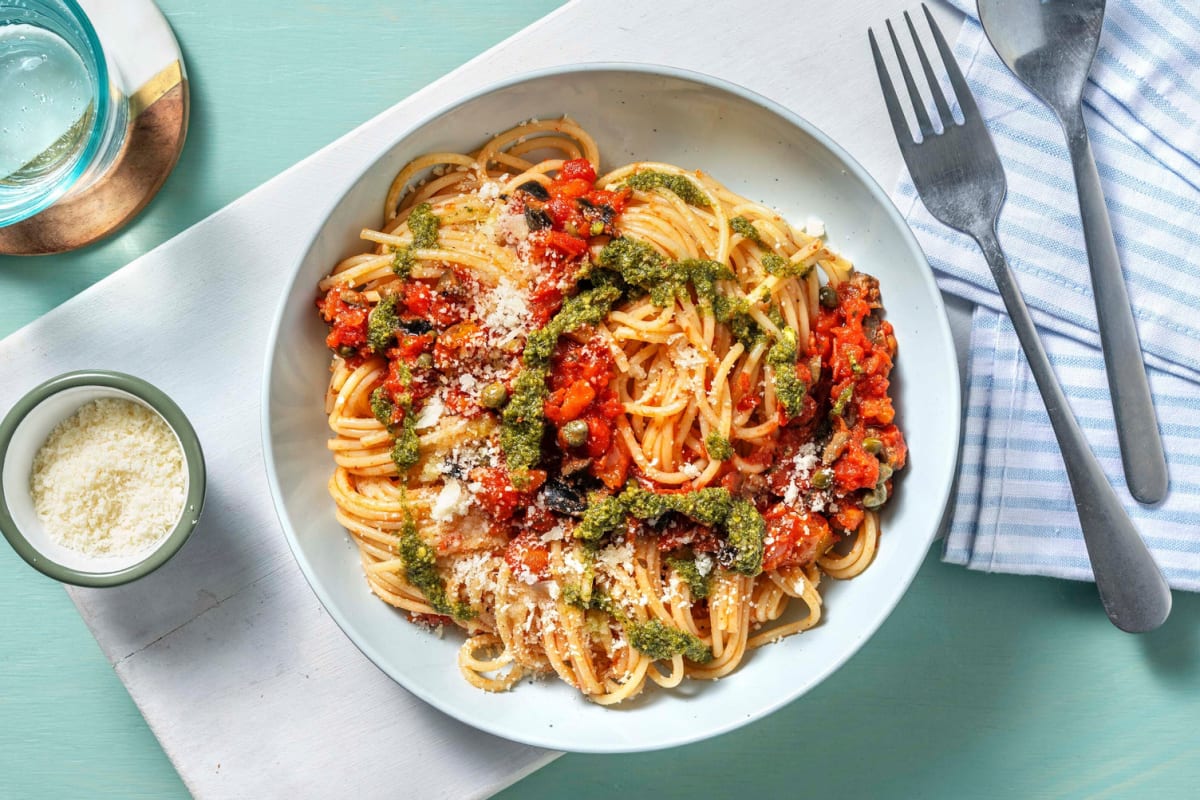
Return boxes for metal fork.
[870,6,1170,633]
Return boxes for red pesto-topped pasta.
[314,118,907,704]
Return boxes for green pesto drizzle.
[712,293,763,347]
[384,362,420,471]
[407,202,440,248]
[766,326,807,419]
[574,485,764,576]
[397,514,473,620]
[366,295,400,353]
[624,170,711,207]
[391,247,416,279]
[730,215,762,243]
[501,286,623,478]
[564,585,712,662]
[724,498,766,576]
[665,556,711,600]
[705,431,734,461]
[390,202,440,278]
[627,619,713,663]
[370,386,394,428]
[595,238,732,309]
[762,252,813,279]
[595,236,665,291]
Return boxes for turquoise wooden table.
[2,2,1198,797]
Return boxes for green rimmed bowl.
[0,370,206,587]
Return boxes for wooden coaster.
[0,0,189,256]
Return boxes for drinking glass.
[0,0,128,226]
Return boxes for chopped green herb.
[847,349,864,374]
[730,216,762,243]
[766,327,807,419]
[705,432,734,461]
[627,620,712,663]
[624,171,711,207]
[831,384,854,417]
[397,514,473,620]
[666,556,711,600]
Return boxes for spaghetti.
[315,119,907,704]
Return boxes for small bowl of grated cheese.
[0,371,205,586]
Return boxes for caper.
[562,419,590,447]
[336,344,357,357]
[480,381,508,409]
[811,468,833,490]
[589,220,605,236]
[877,463,894,483]
[819,284,838,308]
[862,483,888,509]
[415,353,434,370]
[862,437,883,455]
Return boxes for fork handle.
[1061,104,1168,505]
[973,227,1171,633]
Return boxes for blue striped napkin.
[892,3,1200,590]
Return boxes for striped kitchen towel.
[892,3,1200,589]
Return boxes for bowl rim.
[0,369,207,587]
[261,61,962,752]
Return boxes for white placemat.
[0,1,962,796]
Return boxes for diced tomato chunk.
[593,440,631,490]
[471,467,545,522]
[543,230,589,257]
[504,529,551,582]
[833,440,880,494]
[762,506,835,571]
[558,158,597,183]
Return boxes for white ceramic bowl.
[263,64,960,753]
[0,370,206,586]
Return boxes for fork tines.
[869,4,979,145]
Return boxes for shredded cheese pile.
[30,397,186,557]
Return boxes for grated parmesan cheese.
[431,478,472,522]
[482,278,532,347]
[30,398,185,557]
[782,442,819,507]
[414,392,444,430]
